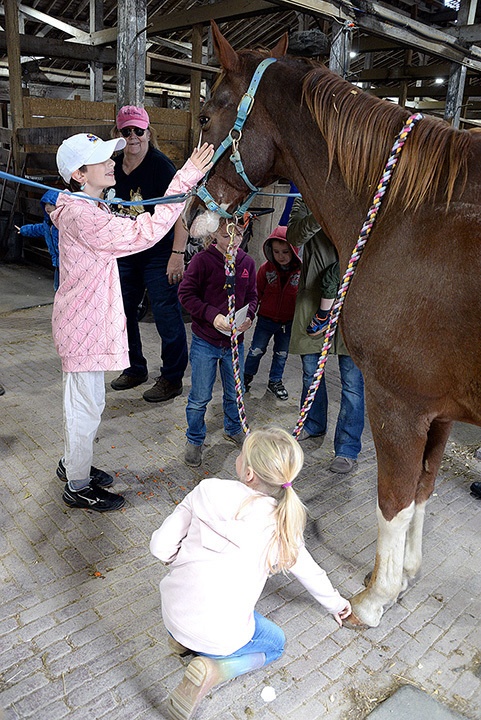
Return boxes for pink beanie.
[267,226,288,242]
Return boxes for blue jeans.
[301,353,365,460]
[201,611,285,665]
[186,334,244,445]
[244,316,292,383]
[117,252,188,382]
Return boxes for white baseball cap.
[56,133,126,183]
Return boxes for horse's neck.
[277,124,366,260]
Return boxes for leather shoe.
[329,456,357,473]
[111,372,148,391]
[470,481,481,499]
[296,428,326,443]
[143,376,182,403]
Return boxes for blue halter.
[195,57,277,219]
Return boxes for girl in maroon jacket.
[178,223,257,467]
[244,226,301,400]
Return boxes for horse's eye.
[199,115,210,128]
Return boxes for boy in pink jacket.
[52,132,213,512]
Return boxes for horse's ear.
[210,20,240,72]
[271,33,289,58]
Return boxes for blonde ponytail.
[240,427,307,574]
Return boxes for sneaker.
[57,459,113,488]
[185,441,203,467]
[143,377,183,403]
[267,380,288,401]
[111,372,148,391]
[244,374,254,392]
[63,484,125,512]
[167,656,224,720]
[223,432,245,448]
[329,456,357,473]
[306,311,330,336]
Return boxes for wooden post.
[117,0,147,108]
[4,0,23,173]
[329,20,352,78]
[90,0,104,102]
[190,24,203,151]
[444,0,476,127]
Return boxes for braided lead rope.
[292,112,423,439]
[224,222,250,436]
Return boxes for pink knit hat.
[267,226,288,242]
[116,106,150,130]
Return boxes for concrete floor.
[1,261,480,720]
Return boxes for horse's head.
[185,22,288,237]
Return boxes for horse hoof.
[363,571,372,587]
[342,612,369,630]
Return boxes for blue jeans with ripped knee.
[244,316,292,383]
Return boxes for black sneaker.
[57,459,114,488]
[267,380,289,401]
[63,484,125,512]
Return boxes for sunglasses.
[120,127,146,137]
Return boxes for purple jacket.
[178,244,257,348]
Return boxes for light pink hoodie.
[51,159,202,372]
[150,478,348,656]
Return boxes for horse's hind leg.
[401,418,452,590]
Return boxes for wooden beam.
[0,31,117,63]
[83,0,275,45]
[18,3,90,40]
[117,0,147,108]
[147,52,220,76]
[4,0,23,173]
[190,24,203,149]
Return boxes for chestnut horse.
[185,22,481,628]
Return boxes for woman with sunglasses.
[111,105,190,404]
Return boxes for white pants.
[63,371,105,489]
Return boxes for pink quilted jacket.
[51,159,203,372]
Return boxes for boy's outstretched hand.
[333,601,352,627]
[190,142,215,173]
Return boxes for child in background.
[17,190,60,290]
[244,225,301,400]
[52,132,213,512]
[178,222,257,467]
[150,426,351,720]
[306,259,340,336]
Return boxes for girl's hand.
[189,143,214,173]
[213,313,230,332]
[333,601,352,627]
[237,317,252,334]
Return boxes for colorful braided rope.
[225,223,250,436]
[292,112,423,439]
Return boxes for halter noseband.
[195,57,277,219]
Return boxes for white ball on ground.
[261,686,276,702]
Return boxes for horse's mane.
[302,65,471,211]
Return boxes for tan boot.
[167,652,265,720]
[167,657,223,720]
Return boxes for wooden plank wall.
[22,97,191,168]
